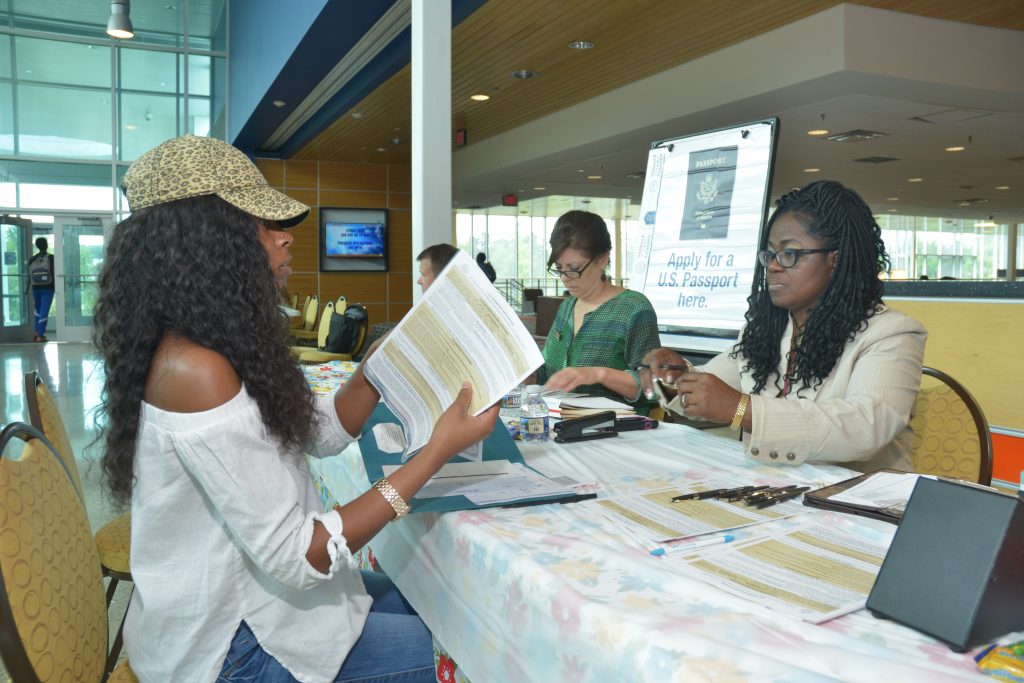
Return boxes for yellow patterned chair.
[0,422,136,682]
[290,295,320,345]
[24,371,134,676]
[910,366,993,486]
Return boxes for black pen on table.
[752,486,810,509]
[743,485,796,502]
[670,488,728,502]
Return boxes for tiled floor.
[0,340,130,669]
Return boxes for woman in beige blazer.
[641,180,926,471]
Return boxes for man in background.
[416,243,458,292]
[476,252,497,283]
[27,237,55,342]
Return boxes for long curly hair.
[735,180,890,395]
[92,195,316,507]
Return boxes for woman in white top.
[641,180,926,471]
[92,135,499,683]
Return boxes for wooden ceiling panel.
[293,0,1024,163]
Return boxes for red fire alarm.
[454,128,467,147]
[502,193,518,207]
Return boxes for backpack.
[325,303,368,355]
[29,255,53,287]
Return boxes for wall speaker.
[866,477,1024,652]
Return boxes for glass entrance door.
[0,216,34,343]
[54,217,110,342]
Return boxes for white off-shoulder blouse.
[125,386,370,683]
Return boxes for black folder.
[802,469,907,524]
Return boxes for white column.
[411,0,451,302]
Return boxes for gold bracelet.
[730,394,750,431]
[372,478,411,521]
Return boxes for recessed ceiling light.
[511,69,536,79]
[908,178,923,182]
[945,145,965,152]
[569,40,594,50]
[533,186,546,191]
[351,112,363,119]
[886,197,899,201]
[806,129,829,136]
[272,100,286,108]
[803,168,820,173]
[995,185,1010,190]
[887,209,898,212]
[587,175,602,180]
[470,94,490,101]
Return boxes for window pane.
[0,34,10,78]
[186,53,210,96]
[0,82,11,154]
[0,159,114,212]
[120,92,178,161]
[17,84,111,158]
[184,95,211,137]
[208,56,226,139]
[121,47,177,94]
[15,36,109,88]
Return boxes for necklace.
[780,315,805,398]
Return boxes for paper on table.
[364,251,544,457]
[559,396,634,417]
[676,516,894,623]
[594,479,809,543]
[828,471,930,512]
[382,461,575,505]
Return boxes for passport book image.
[679,145,738,240]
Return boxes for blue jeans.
[33,288,54,337]
[217,570,435,683]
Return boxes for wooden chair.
[24,371,134,676]
[0,422,137,682]
[289,292,299,310]
[290,295,320,345]
[910,366,993,486]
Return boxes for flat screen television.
[319,207,388,272]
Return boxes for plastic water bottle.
[499,384,524,424]
[519,389,549,442]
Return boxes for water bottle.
[499,384,524,424]
[519,389,549,442]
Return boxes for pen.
[752,486,810,509]
[671,488,729,502]
[651,534,735,556]
[723,485,769,501]
[743,485,796,502]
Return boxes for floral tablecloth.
[310,424,989,683]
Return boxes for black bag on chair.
[325,304,368,354]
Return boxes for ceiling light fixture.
[945,145,965,152]
[908,178,923,182]
[470,94,490,101]
[106,0,134,39]
[512,69,536,79]
[807,129,828,136]
[995,185,1010,190]
[272,100,286,108]
[886,197,899,201]
[569,40,594,49]
[803,168,820,173]
[533,186,546,191]
[587,175,602,180]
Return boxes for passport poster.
[679,145,738,241]
[630,120,777,351]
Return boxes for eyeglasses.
[757,248,835,269]
[547,257,594,280]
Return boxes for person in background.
[476,251,497,282]
[536,210,660,414]
[92,134,498,683]
[27,236,55,342]
[416,243,458,292]
[641,180,926,471]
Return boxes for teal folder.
[358,403,595,513]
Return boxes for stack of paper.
[559,395,634,419]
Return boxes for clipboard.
[802,469,906,524]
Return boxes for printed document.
[383,461,575,505]
[677,517,894,623]
[364,250,543,456]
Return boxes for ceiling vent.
[853,156,901,164]
[825,129,887,143]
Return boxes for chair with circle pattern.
[909,366,992,486]
[0,422,136,682]
[24,370,134,677]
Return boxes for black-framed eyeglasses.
[547,257,594,280]
[757,248,835,269]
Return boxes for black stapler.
[553,411,618,444]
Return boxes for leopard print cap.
[121,134,310,227]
